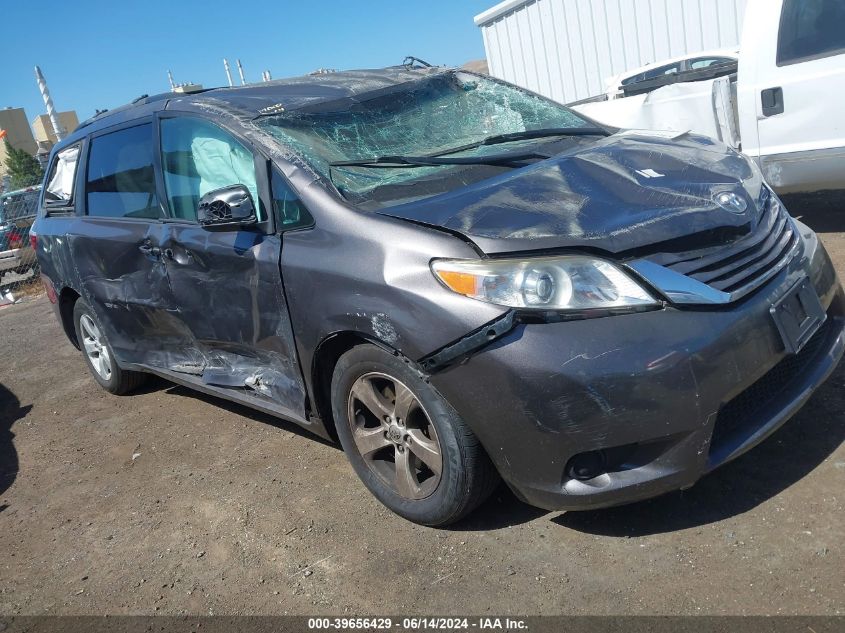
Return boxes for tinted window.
[85,124,161,219]
[271,170,313,230]
[778,0,845,65]
[160,117,262,222]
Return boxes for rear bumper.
[430,226,844,511]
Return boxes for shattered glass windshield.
[258,71,593,205]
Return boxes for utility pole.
[34,66,66,142]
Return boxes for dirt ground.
[0,197,843,616]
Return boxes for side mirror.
[197,185,258,229]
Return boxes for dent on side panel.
[65,220,185,358]
[153,230,308,419]
[277,182,508,390]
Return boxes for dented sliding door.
[72,120,184,367]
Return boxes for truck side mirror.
[197,185,258,229]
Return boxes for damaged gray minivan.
[34,64,844,525]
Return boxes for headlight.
[431,255,658,310]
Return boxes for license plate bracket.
[770,277,826,354]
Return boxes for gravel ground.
[0,197,843,616]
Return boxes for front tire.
[331,344,499,526]
[73,299,147,395]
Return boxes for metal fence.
[1,173,44,307]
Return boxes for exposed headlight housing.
[431,256,659,311]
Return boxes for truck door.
[156,114,307,419]
[740,0,845,193]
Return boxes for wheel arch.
[58,286,82,349]
[311,330,412,442]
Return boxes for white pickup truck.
[573,0,845,195]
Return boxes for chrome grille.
[645,189,799,301]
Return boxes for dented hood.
[376,132,763,255]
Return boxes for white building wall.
[475,0,747,104]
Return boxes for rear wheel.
[331,344,499,526]
[73,299,147,395]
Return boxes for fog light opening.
[565,450,607,481]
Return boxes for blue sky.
[0,0,494,126]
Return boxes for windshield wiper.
[330,127,609,169]
[329,151,551,169]
[426,126,609,157]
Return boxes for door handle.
[761,87,784,117]
[138,243,161,258]
[162,246,193,265]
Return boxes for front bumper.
[430,223,844,511]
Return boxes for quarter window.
[160,117,262,222]
[271,170,313,230]
[85,124,161,219]
[44,144,80,207]
[778,0,845,65]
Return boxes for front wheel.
[73,299,147,395]
[331,344,499,526]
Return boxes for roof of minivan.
[64,65,451,148]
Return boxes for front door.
[156,114,307,418]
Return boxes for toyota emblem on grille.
[714,191,748,215]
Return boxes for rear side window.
[160,117,262,222]
[778,0,845,65]
[85,123,162,219]
[44,144,80,209]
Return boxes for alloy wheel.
[346,372,443,500]
[79,314,113,381]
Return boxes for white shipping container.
[475,0,748,103]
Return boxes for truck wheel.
[73,299,147,395]
[331,344,499,526]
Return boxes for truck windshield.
[258,71,597,205]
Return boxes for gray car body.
[35,66,845,511]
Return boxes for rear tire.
[331,344,499,526]
[73,299,147,395]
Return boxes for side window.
[688,57,734,70]
[44,144,80,209]
[778,0,845,65]
[271,169,313,230]
[160,117,262,222]
[85,124,161,219]
[621,63,680,86]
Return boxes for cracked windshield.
[259,71,592,204]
